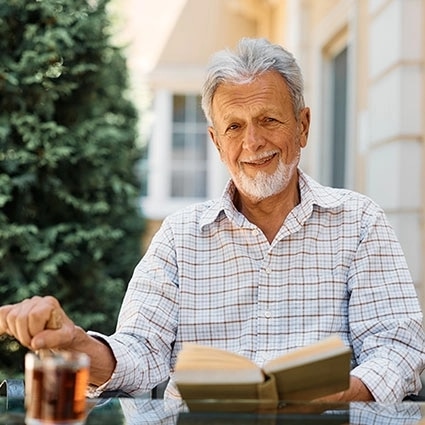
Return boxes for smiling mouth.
[243,153,277,166]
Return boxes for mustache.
[240,150,280,164]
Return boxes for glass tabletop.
[1,396,425,425]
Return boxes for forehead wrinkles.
[217,98,275,128]
[220,91,274,117]
[212,77,292,122]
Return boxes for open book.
[174,335,351,412]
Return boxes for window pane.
[171,132,207,161]
[171,94,208,198]
[171,169,206,197]
[331,47,347,188]
[173,95,186,122]
[172,133,186,160]
[194,132,207,160]
[195,95,206,122]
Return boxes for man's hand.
[315,376,374,403]
[0,296,118,386]
[278,377,374,414]
[0,296,77,351]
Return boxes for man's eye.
[224,124,241,135]
[263,117,282,128]
[223,124,241,139]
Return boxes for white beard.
[232,154,299,202]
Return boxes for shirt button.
[264,311,271,318]
[265,267,272,274]
[252,229,259,236]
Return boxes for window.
[330,47,348,188]
[171,94,208,197]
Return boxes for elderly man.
[1,37,424,403]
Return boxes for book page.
[174,343,264,384]
[263,335,351,374]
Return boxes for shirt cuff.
[350,360,408,403]
[86,331,116,395]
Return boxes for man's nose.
[242,123,265,151]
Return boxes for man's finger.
[46,309,63,330]
[0,305,13,335]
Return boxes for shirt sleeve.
[347,204,425,402]
[93,219,179,396]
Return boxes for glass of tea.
[25,351,90,425]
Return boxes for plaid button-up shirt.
[96,170,425,403]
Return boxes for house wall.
[365,0,424,304]
[423,0,425,311]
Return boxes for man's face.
[208,71,310,201]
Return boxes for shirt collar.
[199,169,351,231]
[199,180,242,231]
[298,170,352,209]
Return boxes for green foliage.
[0,0,144,375]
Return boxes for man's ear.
[208,126,223,157]
[299,107,310,148]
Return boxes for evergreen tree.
[0,0,144,375]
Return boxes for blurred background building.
[114,0,425,312]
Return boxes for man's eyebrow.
[221,113,237,122]
[220,107,283,123]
